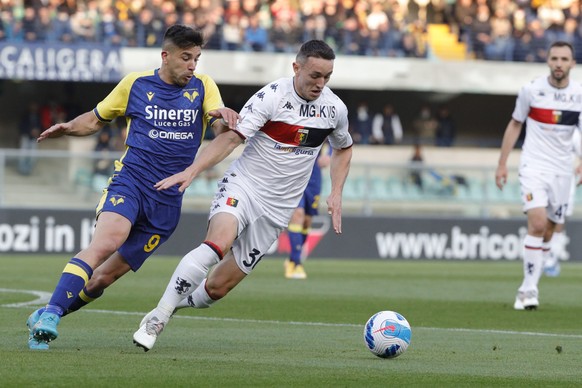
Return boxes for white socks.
[519,235,543,293]
[155,243,220,318]
[549,231,565,264]
[186,279,216,309]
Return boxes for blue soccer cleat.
[543,261,561,277]
[32,312,61,343]
[27,309,49,350]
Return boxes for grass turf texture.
[1,255,582,387]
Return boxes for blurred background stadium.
[2,0,582,260]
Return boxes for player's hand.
[155,170,195,193]
[37,123,70,142]
[208,107,240,130]
[326,194,343,234]
[495,165,507,190]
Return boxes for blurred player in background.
[133,40,353,351]
[26,24,239,350]
[284,143,331,279]
[544,129,582,276]
[495,41,582,311]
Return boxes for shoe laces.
[145,317,165,336]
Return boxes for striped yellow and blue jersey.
[93,69,224,206]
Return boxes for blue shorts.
[96,180,181,271]
[297,180,321,217]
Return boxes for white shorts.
[519,168,572,224]
[208,171,285,275]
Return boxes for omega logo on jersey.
[553,92,582,103]
[149,129,194,140]
[299,104,336,119]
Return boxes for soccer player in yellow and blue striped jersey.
[26,24,240,350]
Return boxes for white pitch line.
[0,288,51,307]
[3,288,582,340]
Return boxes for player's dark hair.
[163,24,204,50]
[550,41,575,57]
[296,40,336,64]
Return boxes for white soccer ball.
[363,310,412,358]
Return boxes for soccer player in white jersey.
[495,41,582,311]
[133,40,353,351]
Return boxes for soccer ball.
[363,310,412,358]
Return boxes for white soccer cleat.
[133,315,166,352]
[514,290,539,311]
[139,309,156,328]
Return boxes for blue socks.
[44,258,93,317]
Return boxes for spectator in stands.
[18,101,42,176]
[70,1,99,43]
[528,18,550,63]
[50,7,75,44]
[35,7,52,42]
[351,100,373,145]
[244,13,269,51]
[21,6,39,42]
[434,104,456,147]
[400,28,426,58]
[118,16,137,47]
[222,13,244,51]
[135,8,164,47]
[453,0,477,48]
[371,103,403,145]
[270,16,298,53]
[322,0,342,45]
[412,104,437,145]
[469,3,492,60]
[100,6,123,47]
[485,8,515,61]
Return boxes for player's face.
[292,57,334,101]
[161,45,201,87]
[547,46,575,84]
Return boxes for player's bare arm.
[37,111,104,142]
[326,146,352,234]
[155,130,244,192]
[495,118,523,190]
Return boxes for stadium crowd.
[2,0,582,62]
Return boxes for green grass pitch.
[1,255,582,387]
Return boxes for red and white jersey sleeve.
[513,76,582,175]
[229,77,352,225]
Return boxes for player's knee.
[529,220,547,235]
[86,241,121,262]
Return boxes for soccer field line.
[3,288,582,340]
